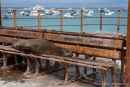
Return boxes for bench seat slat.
[0,45,116,68]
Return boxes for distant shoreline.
[1,7,127,10]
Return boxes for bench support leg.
[93,56,97,74]
[75,53,80,79]
[55,61,59,69]
[46,60,50,71]
[14,55,18,65]
[24,56,31,74]
[101,69,107,87]
[34,58,41,76]
[64,63,70,83]
[111,67,116,87]
[84,55,89,77]
[1,52,7,69]
[120,51,125,83]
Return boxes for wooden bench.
[43,30,126,85]
[0,26,126,87]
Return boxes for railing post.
[117,10,120,33]
[125,0,130,86]
[14,10,16,27]
[80,10,83,33]
[100,10,102,32]
[38,10,41,31]
[60,10,63,31]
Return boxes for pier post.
[117,10,120,33]
[100,10,102,32]
[14,10,16,27]
[60,10,63,31]
[38,10,41,31]
[80,10,83,33]
[125,0,130,87]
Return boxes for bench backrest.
[0,27,125,60]
[0,27,43,44]
[43,32,125,60]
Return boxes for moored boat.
[63,13,74,18]
[102,10,115,16]
[27,10,45,16]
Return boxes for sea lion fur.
[13,39,73,57]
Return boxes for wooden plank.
[44,33,123,49]
[45,30,126,39]
[0,36,23,44]
[54,43,121,60]
[0,29,43,38]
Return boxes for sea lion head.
[12,40,29,52]
[12,42,23,51]
[59,48,73,57]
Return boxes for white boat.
[19,11,29,15]
[6,10,13,15]
[63,13,74,18]
[29,4,45,11]
[52,10,60,15]
[88,10,94,14]
[45,10,60,15]
[84,10,93,16]
[71,11,79,16]
[28,10,45,16]
[102,10,115,16]
[84,13,93,16]
[45,10,53,15]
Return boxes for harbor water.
[1,8,128,34]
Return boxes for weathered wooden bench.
[0,26,126,87]
[43,30,126,82]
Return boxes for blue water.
[2,9,127,34]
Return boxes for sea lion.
[12,39,73,57]
[12,39,73,76]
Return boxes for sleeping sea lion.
[12,39,73,57]
[12,39,73,76]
